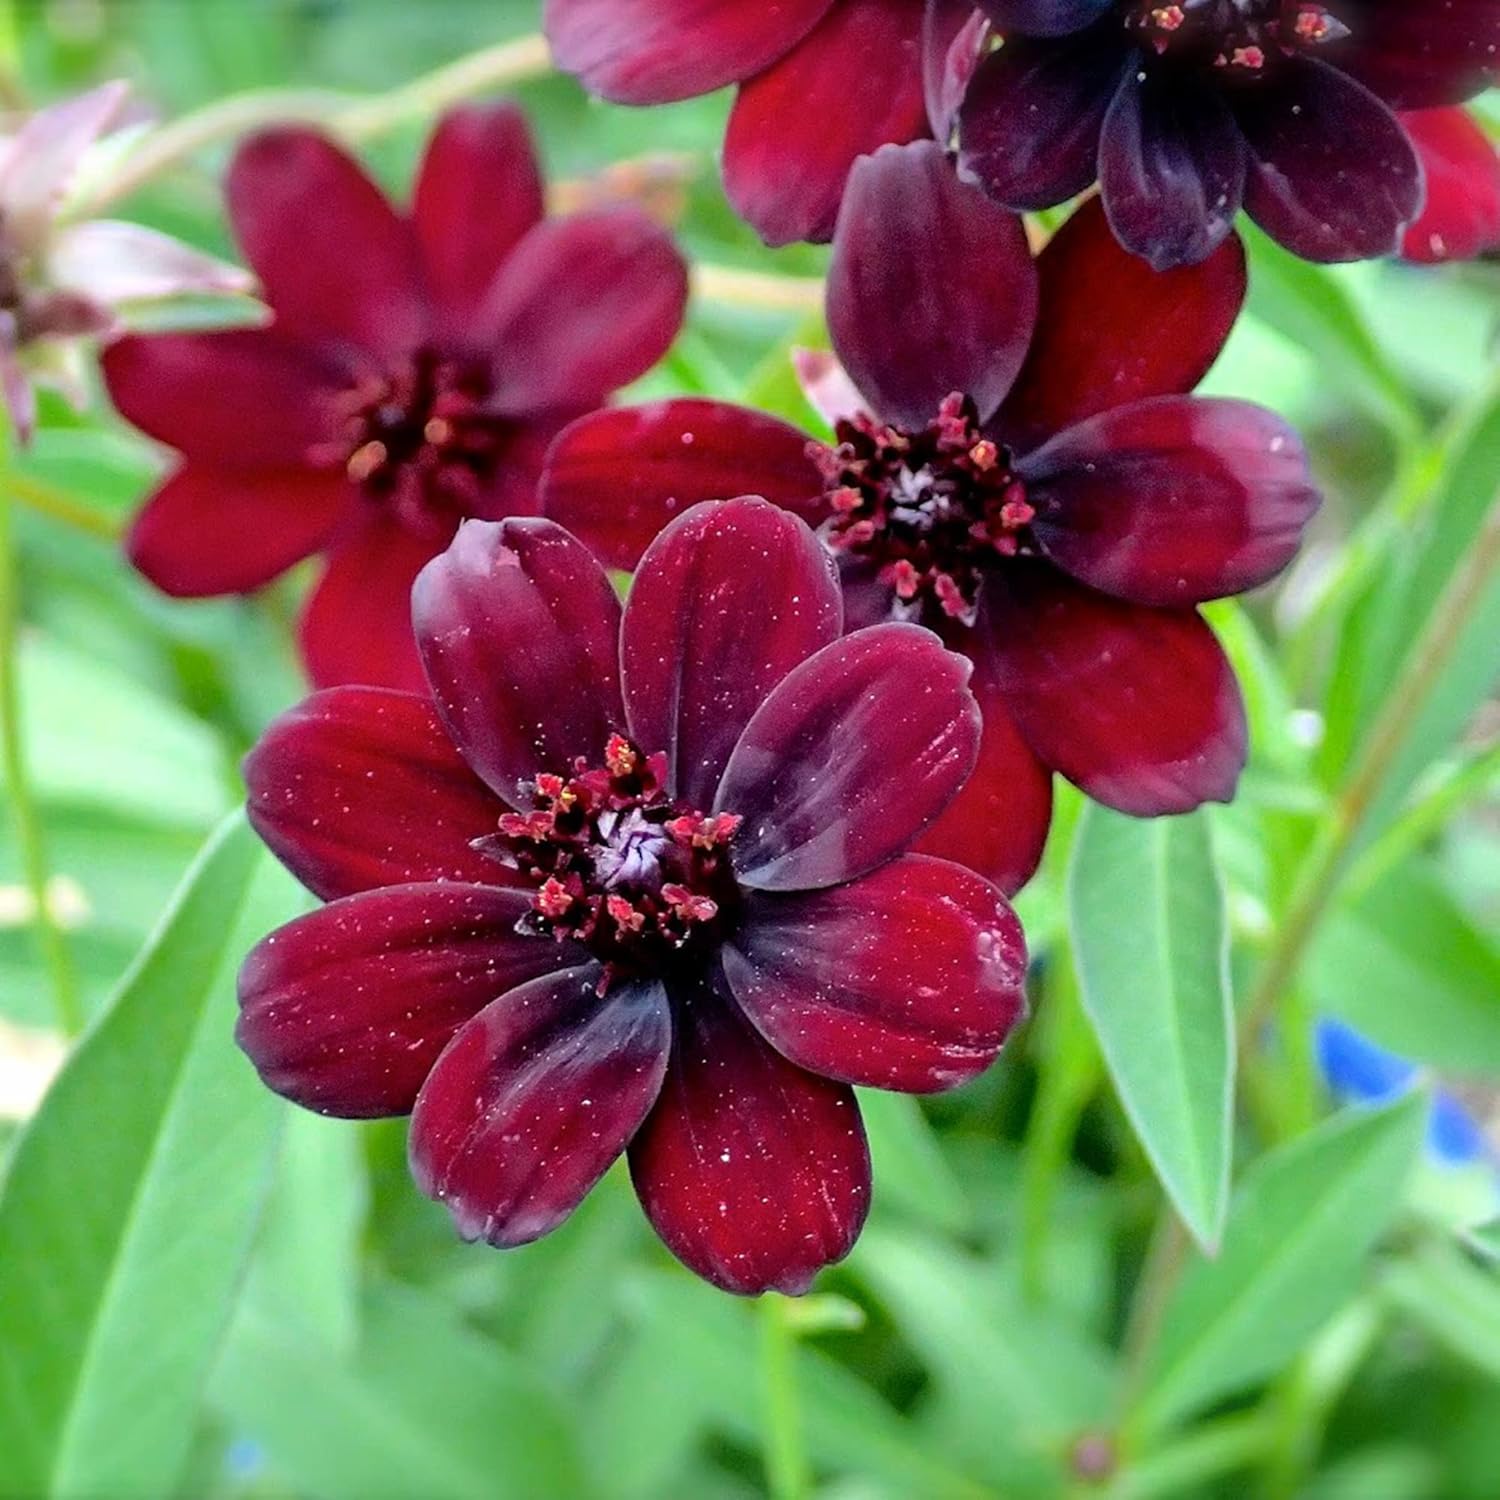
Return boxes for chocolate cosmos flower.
[1399,108,1500,263]
[544,0,980,245]
[103,103,688,690]
[544,143,1321,895]
[958,0,1500,268]
[237,498,1028,1295]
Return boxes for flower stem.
[759,1293,810,1500]
[1118,1210,1190,1428]
[0,485,83,1037]
[693,264,824,315]
[8,471,123,541]
[1240,487,1500,1049]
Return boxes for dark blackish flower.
[956,0,1500,268]
[237,498,1027,1295]
[1398,107,1500,263]
[544,0,981,245]
[542,143,1320,894]
[102,103,688,691]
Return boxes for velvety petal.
[993,196,1246,452]
[243,686,512,901]
[226,127,425,358]
[101,329,346,467]
[621,497,842,807]
[836,555,898,631]
[827,140,1037,428]
[1399,107,1500,262]
[986,563,1247,815]
[629,972,869,1295]
[1021,396,1320,605]
[1236,59,1422,263]
[485,208,688,415]
[541,400,826,569]
[1098,66,1247,271]
[912,635,1053,895]
[724,854,1027,1093]
[924,0,989,142]
[237,882,572,1118]
[412,517,624,807]
[978,0,1113,36]
[299,514,436,693]
[126,464,347,597]
[717,623,981,891]
[410,965,670,1246]
[723,0,929,247]
[413,102,546,326]
[543,0,834,104]
[1333,0,1500,109]
[957,27,1130,212]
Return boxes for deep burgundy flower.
[237,497,1027,1295]
[543,143,1321,894]
[544,0,983,245]
[102,103,688,691]
[956,0,1500,269]
[1399,107,1500,263]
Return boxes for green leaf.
[1069,805,1234,1251]
[0,813,292,1499]
[1141,1094,1426,1432]
[1381,1241,1500,1381]
[859,1090,972,1235]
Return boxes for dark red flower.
[544,143,1321,894]
[1399,107,1500,263]
[103,104,688,691]
[237,498,1027,1295]
[956,0,1500,269]
[544,0,979,245]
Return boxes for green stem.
[759,1293,810,1500]
[1106,1413,1275,1500]
[1118,1211,1190,1431]
[0,485,83,1036]
[8,471,124,541]
[1240,487,1500,1050]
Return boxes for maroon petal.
[723,0,929,247]
[724,854,1027,1093]
[1021,396,1320,606]
[1098,67,1247,271]
[1399,107,1500,262]
[957,28,1130,212]
[994,196,1246,452]
[924,0,990,141]
[541,400,826,570]
[1236,59,1422,263]
[226,127,425,359]
[237,882,571,1118]
[126,465,347,597]
[978,0,1113,35]
[243,686,512,901]
[484,209,688,415]
[827,141,1037,428]
[101,330,345,467]
[912,635,1053,896]
[299,515,436,693]
[986,563,1247,815]
[629,973,869,1295]
[412,517,624,807]
[717,623,981,891]
[1333,0,1500,109]
[623,497,842,808]
[543,0,833,104]
[410,964,670,1246]
[412,102,545,327]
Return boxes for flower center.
[814,393,1034,625]
[326,348,513,539]
[478,733,742,988]
[1127,0,1349,74]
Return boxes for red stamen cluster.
[480,733,743,988]
[319,349,512,538]
[1130,0,1349,74]
[814,392,1034,624]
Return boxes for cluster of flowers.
[35,7,1495,1293]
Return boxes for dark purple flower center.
[1127,0,1349,74]
[328,348,513,539]
[477,733,742,988]
[815,392,1034,624]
